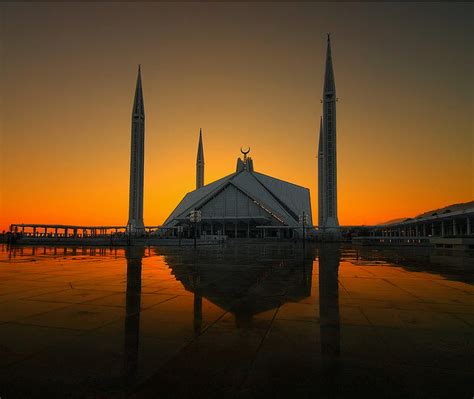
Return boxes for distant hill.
[378,200,474,225]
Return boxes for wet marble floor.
[0,243,473,398]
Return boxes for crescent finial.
[240,146,250,155]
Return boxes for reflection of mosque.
[354,246,473,283]
[121,244,342,396]
[162,245,314,328]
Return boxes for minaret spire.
[196,128,204,189]
[127,65,145,233]
[132,65,144,116]
[323,34,335,95]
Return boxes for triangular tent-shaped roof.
[163,158,312,229]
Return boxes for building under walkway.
[374,201,474,238]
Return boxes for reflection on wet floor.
[0,243,473,398]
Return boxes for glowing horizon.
[1,3,472,231]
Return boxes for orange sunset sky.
[0,3,472,231]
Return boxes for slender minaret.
[319,34,339,233]
[196,128,204,189]
[318,117,325,228]
[127,65,145,232]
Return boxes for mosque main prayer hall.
[163,147,313,239]
[127,35,340,239]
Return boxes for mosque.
[163,143,312,239]
[127,35,339,239]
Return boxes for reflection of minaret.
[196,128,204,189]
[193,269,203,335]
[319,34,340,233]
[318,117,324,228]
[124,246,144,393]
[127,66,145,233]
[319,244,341,396]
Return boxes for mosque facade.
[162,146,313,239]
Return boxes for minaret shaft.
[318,117,325,228]
[128,66,145,232]
[196,129,204,189]
[319,35,339,231]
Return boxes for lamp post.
[126,224,132,246]
[177,226,183,247]
[189,209,202,249]
[299,211,309,248]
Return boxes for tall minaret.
[318,117,325,228]
[319,34,339,232]
[127,65,145,233]
[196,128,204,189]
